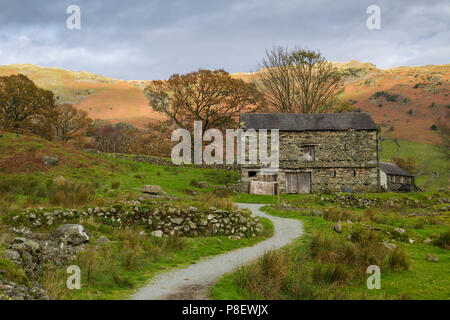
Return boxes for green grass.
[381,139,448,190]
[212,205,450,300]
[49,217,274,300]
[0,131,239,213]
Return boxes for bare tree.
[257,46,344,113]
[55,104,92,142]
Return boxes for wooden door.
[286,172,311,194]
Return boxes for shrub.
[310,233,338,263]
[195,192,235,211]
[236,250,290,299]
[0,258,29,286]
[77,248,101,285]
[190,179,200,188]
[433,230,450,250]
[47,180,96,206]
[323,208,352,222]
[413,219,425,229]
[312,264,349,285]
[388,248,410,271]
[111,181,121,190]
[212,186,233,198]
[163,236,186,252]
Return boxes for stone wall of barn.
[240,129,380,193]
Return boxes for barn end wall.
[240,129,380,193]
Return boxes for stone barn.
[379,162,418,192]
[239,113,380,194]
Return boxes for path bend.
[130,203,303,300]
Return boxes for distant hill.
[0,62,448,145]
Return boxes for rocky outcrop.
[6,228,88,281]
[1,225,89,300]
[0,279,49,300]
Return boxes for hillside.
[0,62,448,145]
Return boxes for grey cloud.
[0,0,448,80]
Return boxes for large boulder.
[42,156,59,167]
[52,224,90,245]
[142,185,163,194]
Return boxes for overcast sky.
[0,0,448,80]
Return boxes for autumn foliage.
[144,69,261,135]
[0,74,57,139]
[55,104,92,142]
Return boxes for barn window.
[302,145,315,161]
[353,170,356,177]
[248,171,257,178]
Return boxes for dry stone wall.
[6,201,262,239]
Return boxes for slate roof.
[379,162,414,177]
[240,113,377,131]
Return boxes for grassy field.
[380,139,448,190]
[35,216,274,300]
[1,131,448,300]
[212,196,450,300]
[0,131,276,300]
[0,131,239,214]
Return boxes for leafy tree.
[0,74,57,139]
[144,69,261,135]
[257,46,344,113]
[393,156,418,175]
[55,104,92,142]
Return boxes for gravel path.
[130,203,303,300]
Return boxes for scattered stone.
[52,224,90,245]
[197,181,210,189]
[383,242,397,251]
[6,249,21,261]
[142,185,163,194]
[83,148,100,154]
[42,156,59,167]
[0,280,49,300]
[151,230,163,237]
[395,227,406,235]
[409,238,415,244]
[423,238,432,244]
[184,189,197,196]
[171,217,183,225]
[426,254,438,262]
[97,236,110,244]
[334,222,343,233]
